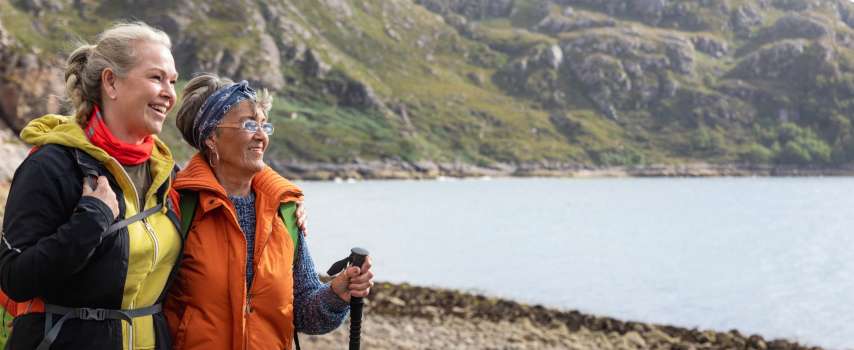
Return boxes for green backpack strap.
[178,190,199,239]
[278,201,303,349]
[278,202,300,259]
[179,193,298,258]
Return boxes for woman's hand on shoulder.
[82,176,119,219]
[330,256,374,303]
[296,200,308,236]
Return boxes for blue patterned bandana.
[192,80,256,149]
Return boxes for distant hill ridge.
[3,0,854,177]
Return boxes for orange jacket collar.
[174,153,303,213]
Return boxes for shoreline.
[0,132,852,182]
[268,160,854,180]
[302,282,823,350]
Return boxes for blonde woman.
[0,23,182,349]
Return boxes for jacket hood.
[20,114,174,166]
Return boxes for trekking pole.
[327,247,369,350]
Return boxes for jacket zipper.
[244,221,255,350]
[244,247,252,350]
[112,159,161,350]
[114,162,160,268]
[143,219,159,266]
[244,292,251,350]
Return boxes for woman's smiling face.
[210,100,269,175]
[110,40,178,140]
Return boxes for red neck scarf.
[84,106,155,165]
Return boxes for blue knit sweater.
[229,193,350,334]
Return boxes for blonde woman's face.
[111,41,178,139]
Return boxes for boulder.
[691,35,728,57]
[663,35,695,74]
[767,14,831,40]
[535,11,617,34]
[415,0,513,20]
[772,0,821,12]
[732,40,835,81]
[573,53,629,119]
[0,19,65,134]
[11,0,70,16]
[839,1,854,29]
[731,4,763,38]
[633,0,668,25]
[319,0,353,18]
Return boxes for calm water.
[298,178,854,349]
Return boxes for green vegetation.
[5,0,854,169]
[0,307,10,348]
[749,122,833,165]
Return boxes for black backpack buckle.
[78,308,107,321]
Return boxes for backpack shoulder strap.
[71,148,167,238]
[278,202,300,260]
[162,165,182,231]
[71,148,101,190]
[279,201,303,350]
[178,190,199,240]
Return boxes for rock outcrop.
[415,0,514,20]
[4,0,854,169]
[0,18,64,134]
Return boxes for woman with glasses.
[163,74,374,350]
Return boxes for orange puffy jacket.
[164,154,303,350]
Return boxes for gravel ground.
[300,282,822,350]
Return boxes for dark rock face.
[839,1,854,29]
[632,0,668,25]
[493,42,566,106]
[684,90,754,125]
[573,53,630,118]
[551,0,720,31]
[0,19,64,133]
[415,0,514,20]
[772,0,821,12]
[767,14,831,41]
[691,35,728,57]
[535,10,617,34]
[323,79,382,109]
[5,0,854,169]
[556,30,694,117]
[11,0,71,16]
[731,4,763,38]
[663,36,695,74]
[733,40,834,80]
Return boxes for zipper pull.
[142,219,154,233]
[245,293,253,314]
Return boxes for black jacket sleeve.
[0,150,115,302]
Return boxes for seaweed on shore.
[362,282,822,350]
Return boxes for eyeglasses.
[217,120,274,135]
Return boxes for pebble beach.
[301,282,822,350]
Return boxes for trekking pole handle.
[348,247,369,350]
[349,247,368,272]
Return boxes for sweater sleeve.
[0,155,114,301]
[293,234,350,334]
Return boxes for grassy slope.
[3,0,854,167]
[264,0,582,165]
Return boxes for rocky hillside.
[3,0,854,176]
